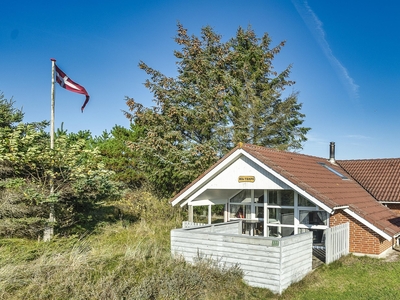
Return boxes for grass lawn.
[281,253,400,300]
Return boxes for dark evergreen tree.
[91,125,145,188]
[124,24,310,197]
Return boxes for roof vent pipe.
[329,142,335,163]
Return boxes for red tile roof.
[240,144,400,237]
[171,144,400,237]
[337,159,400,203]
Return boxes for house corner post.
[188,205,193,222]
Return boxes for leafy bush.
[0,113,122,238]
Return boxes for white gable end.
[180,154,292,206]
[172,149,332,214]
[207,155,290,190]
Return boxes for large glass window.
[255,206,264,218]
[269,191,278,204]
[298,194,316,207]
[230,190,251,219]
[268,208,294,225]
[230,190,251,203]
[242,221,264,236]
[254,190,264,219]
[230,204,250,219]
[268,190,294,206]
[268,225,294,237]
[281,190,294,206]
[299,211,328,226]
[228,189,328,240]
[254,190,264,203]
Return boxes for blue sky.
[1,0,400,160]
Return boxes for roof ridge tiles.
[241,143,330,161]
[338,157,400,162]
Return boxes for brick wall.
[330,211,392,255]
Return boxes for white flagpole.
[44,58,56,241]
[50,58,56,150]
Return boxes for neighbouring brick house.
[171,143,400,256]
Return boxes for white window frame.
[228,189,329,238]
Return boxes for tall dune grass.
[3,188,400,299]
[0,189,273,299]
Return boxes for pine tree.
[124,24,310,197]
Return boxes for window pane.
[230,190,251,203]
[268,226,294,237]
[268,190,294,205]
[268,208,294,225]
[298,194,315,207]
[268,191,278,204]
[268,226,281,237]
[281,227,294,237]
[299,211,328,225]
[255,206,264,218]
[254,222,264,236]
[254,190,264,203]
[281,190,294,206]
[230,204,251,219]
[242,221,264,236]
[230,205,242,218]
[244,205,251,218]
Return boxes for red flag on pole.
[54,64,90,112]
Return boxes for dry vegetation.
[0,189,273,300]
[2,188,400,299]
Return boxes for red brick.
[330,211,392,255]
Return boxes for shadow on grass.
[55,200,139,236]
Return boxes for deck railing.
[325,222,349,264]
[182,221,206,228]
[172,221,312,294]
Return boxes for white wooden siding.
[171,222,312,294]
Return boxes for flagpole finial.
[50,58,56,62]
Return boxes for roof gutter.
[332,206,400,240]
[331,205,350,214]
[343,208,392,241]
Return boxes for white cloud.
[292,0,359,100]
[344,134,372,140]
[305,134,328,144]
